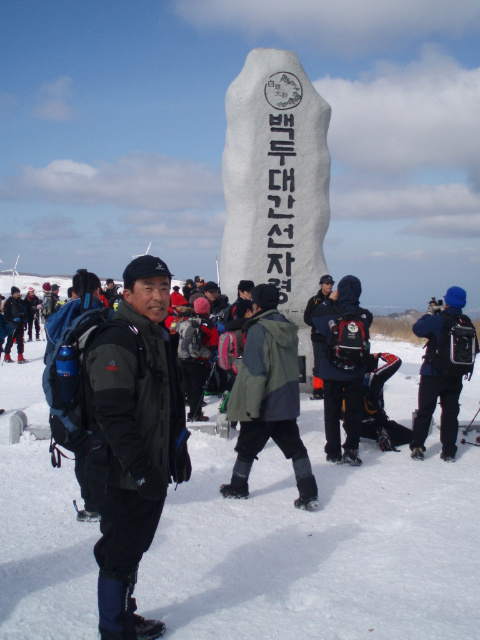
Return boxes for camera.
[428,297,444,314]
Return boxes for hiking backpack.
[43,308,145,463]
[176,317,212,359]
[218,330,244,374]
[427,313,478,380]
[327,309,370,371]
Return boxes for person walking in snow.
[220,284,318,511]
[82,255,191,639]
[3,286,28,363]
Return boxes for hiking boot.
[219,483,249,499]
[310,388,324,400]
[17,354,28,364]
[294,496,319,511]
[188,412,209,423]
[3,354,14,363]
[342,448,363,466]
[27,338,33,342]
[326,453,343,464]
[410,447,424,461]
[133,613,166,639]
[440,451,456,463]
[378,428,394,452]
[76,509,101,522]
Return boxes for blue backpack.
[43,304,145,466]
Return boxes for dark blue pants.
[411,375,463,457]
[323,378,364,455]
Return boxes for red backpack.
[327,311,370,371]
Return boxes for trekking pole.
[191,355,218,420]
[462,404,480,436]
[460,438,480,448]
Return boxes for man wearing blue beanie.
[410,286,478,462]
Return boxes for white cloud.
[315,48,480,174]
[0,153,223,211]
[400,213,480,237]
[33,76,75,121]
[174,0,480,54]
[331,182,480,224]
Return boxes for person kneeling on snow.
[353,353,413,451]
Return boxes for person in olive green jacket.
[84,255,191,640]
[220,284,318,511]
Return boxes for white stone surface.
[220,48,332,384]
[9,410,28,445]
[220,48,331,322]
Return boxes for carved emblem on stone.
[264,72,303,110]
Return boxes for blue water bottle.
[55,345,79,406]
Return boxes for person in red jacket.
[170,285,188,308]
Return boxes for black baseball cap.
[319,274,334,285]
[204,281,219,292]
[123,255,173,289]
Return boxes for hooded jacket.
[227,309,300,422]
[84,300,186,491]
[413,306,466,376]
[311,275,373,381]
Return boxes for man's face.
[107,282,114,290]
[205,289,219,303]
[13,292,21,299]
[240,290,252,300]
[123,276,171,324]
[320,282,333,296]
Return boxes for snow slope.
[1,331,480,639]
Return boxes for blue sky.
[1,0,479,311]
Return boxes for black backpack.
[426,313,478,380]
[326,307,370,371]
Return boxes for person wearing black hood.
[312,275,373,465]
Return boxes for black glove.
[170,428,192,484]
[130,460,165,501]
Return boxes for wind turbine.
[1,255,20,285]
[131,242,151,259]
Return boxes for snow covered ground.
[1,305,480,638]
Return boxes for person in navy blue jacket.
[311,275,373,466]
[410,286,471,462]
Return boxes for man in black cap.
[220,284,318,511]
[224,279,255,325]
[82,255,191,639]
[103,278,121,308]
[202,281,229,316]
[3,286,28,363]
[304,275,335,399]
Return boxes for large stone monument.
[220,48,332,384]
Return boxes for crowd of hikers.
[1,261,478,639]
